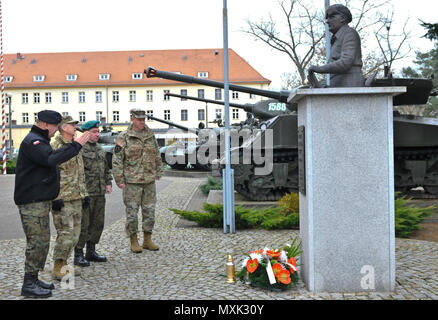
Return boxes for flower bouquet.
[236,237,302,291]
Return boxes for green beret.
[81,120,100,131]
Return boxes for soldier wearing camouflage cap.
[14,110,90,298]
[50,115,90,280]
[74,120,112,266]
[112,108,163,253]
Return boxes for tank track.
[394,147,438,196]
[232,149,298,201]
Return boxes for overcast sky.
[2,0,437,89]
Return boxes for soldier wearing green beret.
[74,120,112,266]
[112,109,163,253]
[51,116,89,280]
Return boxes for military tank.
[145,66,438,200]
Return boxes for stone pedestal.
[288,87,406,293]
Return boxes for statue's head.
[325,4,352,34]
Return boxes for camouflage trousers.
[18,201,51,275]
[123,182,156,237]
[52,199,82,261]
[76,195,106,249]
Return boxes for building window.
[180,89,187,101]
[79,112,86,122]
[5,96,11,105]
[33,75,45,82]
[22,93,28,104]
[146,90,153,102]
[198,72,208,78]
[6,113,9,124]
[62,92,69,103]
[79,92,86,103]
[215,109,222,120]
[163,90,170,101]
[22,113,29,124]
[62,112,69,117]
[99,73,110,80]
[45,92,52,104]
[181,109,188,121]
[132,73,143,80]
[96,111,103,121]
[113,111,119,122]
[198,89,205,99]
[112,91,119,102]
[129,90,136,102]
[96,91,102,103]
[249,93,256,99]
[66,74,77,81]
[34,113,38,123]
[198,109,205,121]
[232,108,239,120]
[146,110,153,120]
[232,91,239,99]
[164,110,170,120]
[33,93,40,104]
[4,76,13,83]
[215,89,222,100]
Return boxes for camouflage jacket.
[81,142,112,196]
[112,124,163,185]
[51,133,88,201]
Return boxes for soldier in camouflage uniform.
[51,116,90,280]
[14,110,90,298]
[112,109,163,253]
[74,120,112,266]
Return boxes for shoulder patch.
[114,145,122,153]
[33,140,41,146]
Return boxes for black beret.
[37,110,62,124]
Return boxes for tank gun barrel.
[145,66,291,103]
[165,92,246,109]
[146,115,199,135]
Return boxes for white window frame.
[181,109,188,121]
[164,110,170,121]
[22,93,28,104]
[33,75,45,82]
[33,93,40,104]
[132,73,143,80]
[66,74,78,81]
[129,90,136,102]
[215,109,222,120]
[113,111,120,122]
[45,92,52,104]
[79,112,86,122]
[4,76,13,83]
[146,90,153,102]
[198,109,205,121]
[232,91,239,99]
[22,113,29,124]
[99,73,110,80]
[146,110,153,120]
[112,91,119,102]
[96,91,102,103]
[198,71,208,78]
[163,90,170,101]
[215,89,222,100]
[79,91,86,103]
[232,108,239,120]
[62,92,69,103]
[96,111,103,121]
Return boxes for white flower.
[241,257,249,268]
[279,250,288,263]
[249,252,263,263]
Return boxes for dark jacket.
[316,24,365,87]
[14,125,83,205]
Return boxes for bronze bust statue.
[308,4,365,88]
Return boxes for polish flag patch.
[33,140,40,145]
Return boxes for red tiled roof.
[4,49,270,88]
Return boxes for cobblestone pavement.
[1,177,437,300]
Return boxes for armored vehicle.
[146,66,438,200]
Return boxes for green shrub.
[394,194,435,238]
[278,192,299,214]
[6,159,17,174]
[199,176,223,195]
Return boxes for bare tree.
[243,0,413,87]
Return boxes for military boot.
[36,278,55,290]
[21,273,52,298]
[74,248,90,267]
[142,232,159,251]
[130,233,142,253]
[85,241,107,262]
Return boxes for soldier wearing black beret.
[14,110,91,298]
